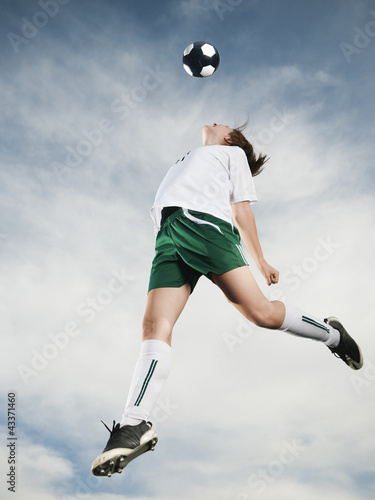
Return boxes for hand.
[258,259,279,286]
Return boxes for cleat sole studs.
[118,468,123,474]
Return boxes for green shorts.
[148,208,248,293]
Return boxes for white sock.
[280,302,340,348]
[120,339,172,427]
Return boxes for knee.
[247,301,277,329]
[142,317,156,338]
[142,316,172,343]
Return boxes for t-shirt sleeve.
[229,147,258,205]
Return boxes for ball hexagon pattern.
[183,41,220,78]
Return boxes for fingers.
[261,264,279,286]
[269,272,279,285]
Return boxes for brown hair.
[226,123,268,177]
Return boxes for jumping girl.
[91,122,363,477]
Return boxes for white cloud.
[0,433,73,499]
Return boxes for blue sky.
[1,1,375,499]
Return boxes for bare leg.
[212,266,285,329]
[142,283,191,345]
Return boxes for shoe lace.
[101,420,120,436]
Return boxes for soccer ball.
[183,41,220,78]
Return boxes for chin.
[202,126,209,145]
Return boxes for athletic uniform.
[149,145,256,292]
[91,142,363,478]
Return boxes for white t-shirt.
[150,145,258,231]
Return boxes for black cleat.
[91,420,158,477]
[325,317,363,370]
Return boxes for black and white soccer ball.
[183,41,220,78]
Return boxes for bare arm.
[231,201,279,285]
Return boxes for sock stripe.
[134,359,158,406]
[302,315,330,334]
